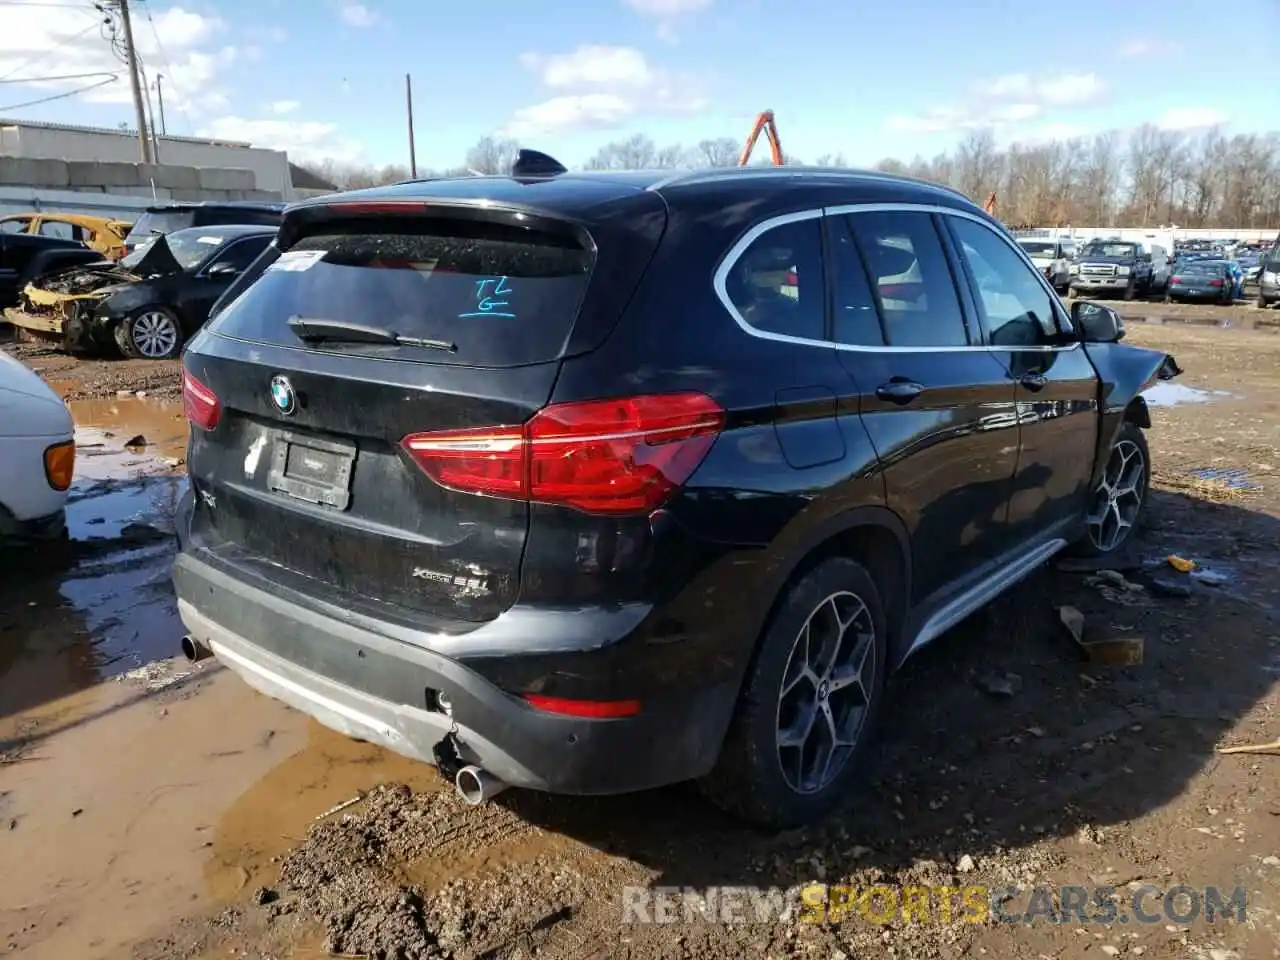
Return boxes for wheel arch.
[746,506,913,678]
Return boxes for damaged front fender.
[1084,339,1182,487]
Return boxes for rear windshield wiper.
[286,316,457,353]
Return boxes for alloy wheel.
[1087,438,1145,552]
[132,311,179,358]
[775,590,876,795]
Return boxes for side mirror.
[1072,301,1125,343]
[206,261,239,278]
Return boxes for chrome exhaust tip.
[180,634,212,663]
[454,764,507,805]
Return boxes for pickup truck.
[1069,240,1154,301]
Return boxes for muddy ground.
[1,303,1279,960]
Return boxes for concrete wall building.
[0,118,293,197]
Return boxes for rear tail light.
[1171,275,1182,283]
[402,392,725,515]
[1209,279,1224,287]
[43,440,75,492]
[182,369,221,431]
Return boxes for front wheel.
[699,557,887,828]
[1076,422,1150,557]
[1258,291,1271,310]
[115,307,184,360]
[1123,280,1137,301]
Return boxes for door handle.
[1019,372,1048,392]
[875,379,924,404]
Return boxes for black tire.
[699,556,888,829]
[1258,290,1270,310]
[1123,279,1136,301]
[1073,421,1151,558]
[114,306,184,360]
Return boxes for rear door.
[184,205,634,627]
[832,208,1021,603]
[942,213,1099,544]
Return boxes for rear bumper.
[171,547,737,795]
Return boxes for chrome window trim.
[712,201,1080,354]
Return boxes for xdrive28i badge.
[269,375,297,416]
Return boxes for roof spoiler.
[511,149,567,179]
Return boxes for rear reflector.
[523,694,642,718]
[182,368,221,431]
[1209,279,1224,287]
[43,440,74,492]
[402,392,725,515]
[1171,275,1182,283]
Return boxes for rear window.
[207,221,595,366]
[125,210,195,244]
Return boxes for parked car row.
[2,200,284,359]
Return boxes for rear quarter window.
[206,221,594,367]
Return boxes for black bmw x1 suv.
[173,162,1180,828]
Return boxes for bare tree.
[583,134,684,170]
[694,137,740,167]
[465,136,520,175]
[953,129,1000,203]
[302,123,1280,228]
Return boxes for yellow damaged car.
[0,212,133,260]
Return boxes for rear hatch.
[183,187,665,628]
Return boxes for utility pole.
[116,0,153,163]
[155,73,166,136]
[405,73,417,178]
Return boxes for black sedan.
[12,225,275,359]
[1166,259,1234,305]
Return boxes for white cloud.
[1118,37,1178,58]
[339,2,379,27]
[1158,107,1229,131]
[503,95,636,139]
[888,70,1107,134]
[0,5,232,119]
[197,116,366,165]
[502,44,708,138]
[520,46,653,89]
[622,0,712,41]
[624,0,712,11]
[270,99,300,115]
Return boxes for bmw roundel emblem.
[269,375,296,416]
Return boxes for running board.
[901,537,1068,663]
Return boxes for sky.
[1,0,1278,171]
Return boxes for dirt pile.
[276,784,593,959]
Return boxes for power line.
[0,1,90,6]
[0,70,118,85]
[136,0,191,134]
[0,75,117,111]
[0,21,100,82]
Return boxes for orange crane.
[739,110,784,166]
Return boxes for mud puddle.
[1,392,496,958]
[1143,381,1232,407]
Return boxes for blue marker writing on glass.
[458,275,516,319]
